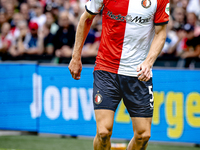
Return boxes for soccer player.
[68,0,169,149]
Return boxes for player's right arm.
[68,11,96,80]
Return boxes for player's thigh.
[131,117,152,138]
[95,109,115,135]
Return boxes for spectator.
[178,0,189,11]
[54,11,75,58]
[1,0,7,8]
[9,20,30,57]
[9,13,24,40]
[0,22,12,53]
[174,25,187,57]
[20,3,31,22]
[4,3,15,23]
[186,12,200,37]
[0,9,7,28]
[10,13,24,28]
[27,0,39,19]
[50,3,60,22]
[45,0,65,12]
[9,21,44,56]
[45,11,59,34]
[25,22,44,55]
[187,0,200,18]
[170,0,181,14]
[172,7,186,27]
[63,0,71,12]
[31,2,46,29]
[42,23,54,55]
[69,1,84,28]
[179,24,200,67]
[54,0,65,11]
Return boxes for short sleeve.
[85,0,104,15]
[154,0,170,25]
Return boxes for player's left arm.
[137,24,167,81]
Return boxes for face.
[181,0,189,8]
[19,23,27,30]
[34,6,43,16]
[174,8,185,23]
[46,12,54,25]
[64,1,70,10]
[1,0,7,8]
[18,24,28,36]
[71,2,80,14]
[185,31,194,40]
[0,13,7,24]
[27,0,37,8]
[20,4,29,14]
[5,3,14,18]
[30,28,38,35]
[55,0,64,6]
[59,12,69,28]
[187,13,196,26]
[1,23,11,35]
[13,13,23,25]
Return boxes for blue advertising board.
[35,65,96,136]
[0,63,200,143]
[0,63,37,131]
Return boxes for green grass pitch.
[0,135,199,150]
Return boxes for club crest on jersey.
[141,0,151,8]
[95,93,103,105]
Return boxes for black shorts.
[93,70,154,117]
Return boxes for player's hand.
[68,58,82,80]
[137,62,151,82]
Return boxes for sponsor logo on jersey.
[131,16,152,23]
[107,11,151,23]
[165,3,170,15]
[141,0,151,8]
[107,11,126,21]
[95,93,103,104]
[126,15,132,22]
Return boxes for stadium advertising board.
[0,63,199,143]
[0,63,37,131]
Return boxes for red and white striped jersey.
[86,0,169,77]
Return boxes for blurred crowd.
[0,0,199,67]
[160,0,200,68]
[0,0,101,63]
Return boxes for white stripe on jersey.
[118,0,157,77]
